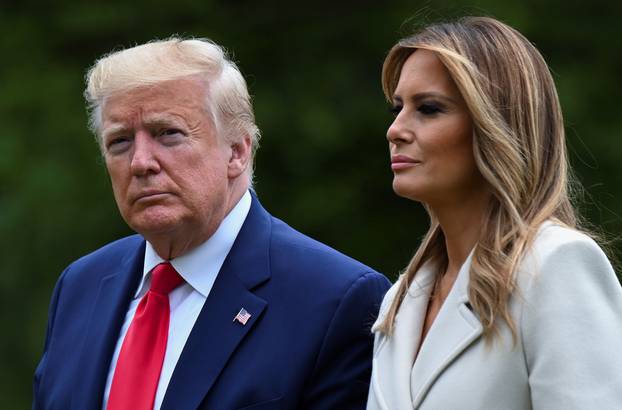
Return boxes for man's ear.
[227,134,252,178]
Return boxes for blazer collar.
[370,261,437,410]
[72,237,145,410]
[410,250,483,407]
[371,251,482,410]
[160,192,271,410]
[214,191,272,290]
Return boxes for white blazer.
[367,223,622,409]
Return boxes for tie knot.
[149,262,184,295]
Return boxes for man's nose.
[130,131,161,176]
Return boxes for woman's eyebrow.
[412,92,458,105]
[392,91,459,105]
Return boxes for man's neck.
[147,186,248,260]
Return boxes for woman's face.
[387,49,485,207]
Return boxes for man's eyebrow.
[101,114,186,137]
[101,123,127,139]
[142,113,186,126]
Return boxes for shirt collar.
[136,190,252,299]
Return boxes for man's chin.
[124,211,184,237]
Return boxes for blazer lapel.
[370,262,436,410]
[410,252,483,408]
[72,239,145,410]
[161,193,271,410]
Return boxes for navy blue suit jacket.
[33,195,390,409]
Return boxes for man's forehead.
[104,77,206,107]
[101,80,209,124]
[102,112,185,130]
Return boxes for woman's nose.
[386,113,413,145]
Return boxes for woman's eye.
[389,105,402,116]
[417,103,443,115]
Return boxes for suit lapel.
[410,252,483,408]
[72,239,145,410]
[161,193,271,410]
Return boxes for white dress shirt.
[102,191,251,410]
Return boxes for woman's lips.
[391,155,421,171]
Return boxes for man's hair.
[85,37,261,179]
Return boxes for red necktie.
[107,262,184,410]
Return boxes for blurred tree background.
[2,0,621,407]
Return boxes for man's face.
[100,76,247,251]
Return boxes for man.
[33,38,390,410]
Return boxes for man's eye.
[417,103,443,115]
[106,137,131,154]
[157,129,185,144]
[158,128,183,137]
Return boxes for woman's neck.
[430,189,491,277]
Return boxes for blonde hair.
[377,16,580,340]
[85,37,260,179]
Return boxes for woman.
[367,16,622,409]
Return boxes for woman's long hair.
[377,16,580,340]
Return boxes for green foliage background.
[2,1,621,407]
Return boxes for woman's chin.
[392,180,425,202]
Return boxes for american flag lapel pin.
[233,308,251,325]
